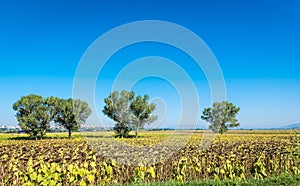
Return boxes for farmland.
[0,130,299,185]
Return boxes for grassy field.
[0,130,299,185]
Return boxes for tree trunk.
[135,126,139,138]
[42,129,46,139]
[68,129,71,139]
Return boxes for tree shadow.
[7,136,37,140]
[8,135,71,140]
[81,135,114,139]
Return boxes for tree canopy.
[201,101,240,134]
[13,95,92,139]
[103,90,135,138]
[130,95,157,138]
[52,98,92,138]
[102,90,157,138]
[13,94,51,139]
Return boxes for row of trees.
[12,91,158,139]
[12,91,240,139]
[13,94,91,139]
[101,90,241,137]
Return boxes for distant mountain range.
[234,123,300,130]
[280,123,300,129]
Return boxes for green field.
[0,130,299,185]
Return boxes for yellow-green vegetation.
[0,130,299,185]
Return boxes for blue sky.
[0,0,300,128]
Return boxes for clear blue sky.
[0,0,300,128]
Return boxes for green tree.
[130,95,157,138]
[201,101,240,134]
[113,122,131,138]
[102,90,135,138]
[13,94,51,139]
[44,96,60,118]
[53,98,92,138]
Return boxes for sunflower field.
[0,130,299,185]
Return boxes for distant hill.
[280,123,300,129]
[241,123,300,130]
